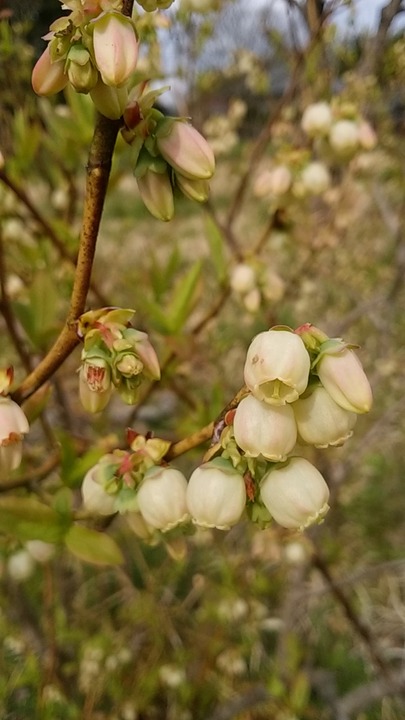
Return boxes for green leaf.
[204,213,227,283]
[65,525,123,566]
[0,496,67,543]
[165,260,202,334]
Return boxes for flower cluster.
[254,100,377,207]
[224,324,372,530]
[31,2,215,220]
[0,368,29,479]
[81,323,372,537]
[77,307,160,412]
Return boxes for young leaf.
[165,260,202,334]
[204,213,227,283]
[0,496,67,543]
[65,525,123,566]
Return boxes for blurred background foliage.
[0,0,405,718]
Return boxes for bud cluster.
[31,3,216,221]
[32,1,139,118]
[77,307,160,413]
[254,100,377,207]
[81,323,372,537]
[230,262,285,314]
[0,368,29,479]
[122,89,215,220]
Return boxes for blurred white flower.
[230,263,257,294]
[7,550,35,582]
[329,120,359,153]
[301,102,333,137]
[243,287,261,313]
[300,161,331,195]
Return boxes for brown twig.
[12,113,121,404]
[311,548,399,690]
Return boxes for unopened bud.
[137,168,174,221]
[32,46,68,97]
[156,120,215,180]
[92,12,139,87]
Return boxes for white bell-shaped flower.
[233,394,297,461]
[260,457,330,531]
[293,386,357,447]
[137,466,189,532]
[244,330,310,405]
[187,460,246,530]
[81,468,117,516]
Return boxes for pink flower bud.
[301,102,332,137]
[90,78,129,119]
[317,347,373,414]
[233,394,297,461]
[358,121,377,150]
[244,330,310,405]
[92,12,138,87]
[32,46,68,97]
[293,386,357,447]
[157,121,215,180]
[0,397,29,477]
[186,460,246,530]
[137,169,174,221]
[260,457,330,531]
[136,466,189,532]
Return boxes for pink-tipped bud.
[157,120,215,180]
[92,12,138,87]
[317,347,373,414]
[137,168,174,221]
[32,46,68,97]
[124,329,161,380]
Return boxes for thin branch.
[12,113,121,404]
[0,231,33,372]
[0,168,108,306]
[311,548,400,691]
